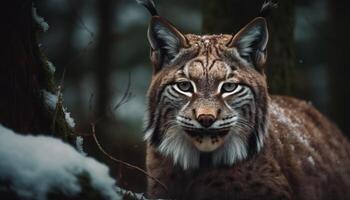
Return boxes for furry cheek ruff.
[153,126,249,170]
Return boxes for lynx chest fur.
[138,0,350,199]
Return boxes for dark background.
[35,0,350,193]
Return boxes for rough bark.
[202,0,296,95]
[0,0,73,141]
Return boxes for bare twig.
[50,0,95,132]
[83,74,170,196]
[51,68,66,134]
[94,73,132,124]
[91,123,169,194]
[111,73,132,112]
[85,73,170,193]
[67,0,95,40]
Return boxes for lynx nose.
[197,114,216,128]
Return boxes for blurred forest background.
[34,0,350,194]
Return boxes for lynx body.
[138,0,350,199]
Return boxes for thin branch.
[51,68,66,134]
[67,0,95,40]
[94,72,132,124]
[112,73,132,112]
[91,123,169,194]
[84,74,171,196]
[49,0,96,133]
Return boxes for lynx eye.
[221,82,237,93]
[177,81,193,92]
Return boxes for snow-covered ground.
[0,125,121,200]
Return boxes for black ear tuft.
[136,0,159,16]
[260,1,278,18]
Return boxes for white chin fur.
[157,127,249,170]
[212,132,248,166]
[158,127,200,170]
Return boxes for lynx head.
[140,0,269,169]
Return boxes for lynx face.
[144,17,269,169]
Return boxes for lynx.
[137,0,350,199]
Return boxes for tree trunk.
[202,0,296,95]
[95,0,115,117]
[0,2,124,199]
[0,0,73,141]
[328,0,350,135]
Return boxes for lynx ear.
[148,16,188,73]
[227,17,268,71]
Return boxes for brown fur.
[146,96,350,200]
[142,15,350,200]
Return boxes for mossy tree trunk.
[0,0,73,141]
[202,0,296,95]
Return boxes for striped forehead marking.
[180,59,233,81]
[178,35,237,80]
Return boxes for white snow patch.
[32,6,49,32]
[42,90,76,128]
[307,156,315,166]
[42,90,58,110]
[0,125,121,200]
[269,102,293,125]
[63,108,76,128]
[115,187,166,200]
[270,102,310,146]
[295,131,310,146]
[46,60,56,74]
[116,187,145,199]
[75,136,86,156]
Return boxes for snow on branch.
[63,107,76,128]
[46,60,56,75]
[0,125,121,200]
[42,90,76,129]
[75,136,87,156]
[42,90,58,110]
[32,6,49,32]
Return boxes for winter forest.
[1,0,350,199]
